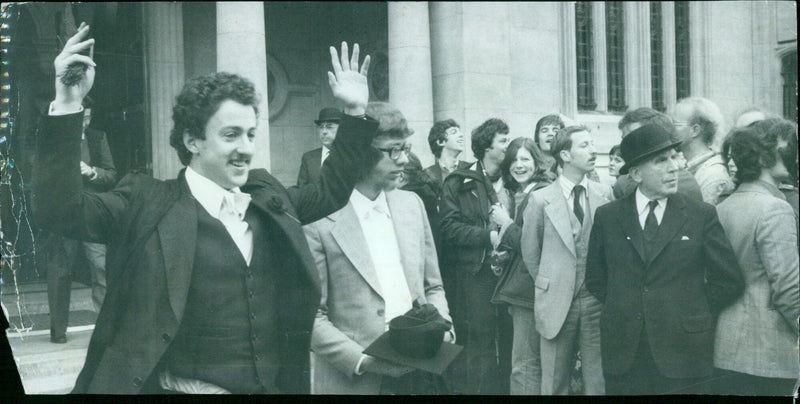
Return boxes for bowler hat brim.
[619,139,683,175]
[363,331,463,375]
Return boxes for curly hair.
[501,137,551,193]
[722,121,782,185]
[534,114,565,149]
[428,119,460,159]
[749,118,798,183]
[471,118,509,161]
[552,125,590,169]
[170,72,260,166]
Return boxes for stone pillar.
[144,3,185,180]
[591,2,608,112]
[388,2,435,167]
[662,2,677,110]
[624,2,651,109]
[217,2,270,170]
[558,2,578,120]
[689,1,712,97]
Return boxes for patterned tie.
[643,200,660,261]
[573,185,585,225]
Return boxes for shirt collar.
[685,150,716,172]
[559,175,589,200]
[635,187,668,215]
[350,188,390,219]
[185,166,248,219]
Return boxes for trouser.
[508,305,541,395]
[605,327,711,395]
[713,368,797,396]
[46,235,107,338]
[448,267,511,395]
[540,288,604,395]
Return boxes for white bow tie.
[364,203,390,220]
[221,190,252,220]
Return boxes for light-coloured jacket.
[304,189,451,394]
[521,180,613,339]
[715,181,800,378]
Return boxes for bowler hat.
[314,107,343,125]
[619,124,682,175]
[363,303,463,375]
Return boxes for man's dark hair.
[747,118,798,183]
[722,120,787,185]
[552,125,590,168]
[609,144,621,157]
[428,119,460,159]
[501,137,551,193]
[534,114,565,147]
[170,72,260,166]
[619,107,674,131]
[471,118,509,161]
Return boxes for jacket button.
[254,355,260,362]
[132,377,143,387]
[643,287,649,292]
[252,334,258,341]
[250,313,256,320]
[161,333,171,343]
[377,309,385,316]
[249,291,255,298]
[636,313,643,320]
[247,271,253,279]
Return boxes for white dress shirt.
[635,187,668,229]
[559,175,590,213]
[320,146,331,166]
[185,166,253,265]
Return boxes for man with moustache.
[520,125,613,395]
[35,24,378,394]
[425,119,469,185]
[613,107,702,201]
[297,107,343,186]
[585,124,744,395]
[305,101,454,394]
[438,118,513,394]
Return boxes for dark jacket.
[585,191,744,378]
[424,160,471,185]
[296,147,322,187]
[491,180,552,308]
[35,111,379,394]
[438,162,498,275]
[82,128,117,192]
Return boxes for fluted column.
[217,2,270,170]
[662,2,677,110]
[624,2,651,109]
[388,2,435,167]
[144,3,185,180]
[559,1,578,119]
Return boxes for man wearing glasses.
[297,107,344,186]
[305,101,453,394]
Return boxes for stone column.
[591,2,608,112]
[689,1,712,97]
[217,2,270,170]
[624,2,651,109]
[662,2,677,110]
[388,2,435,167]
[144,3,185,180]
[558,2,578,120]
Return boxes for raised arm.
[286,42,380,224]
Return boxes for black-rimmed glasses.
[374,143,412,161]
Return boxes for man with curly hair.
[35,24,379,394]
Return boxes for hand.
[359,355,415,378]
[53,22,96,112]
[328,42,370,116]
[489,204,513,228]
[80,161,93,177]
[443,329,455,343]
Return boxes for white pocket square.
[681,236,691,240]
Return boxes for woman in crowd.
[607,144,624,184]
[490,136,555,395]
[713,121,799,396]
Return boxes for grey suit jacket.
[714,181,800,378]
[304,189,451,394]
[521,180,613,340]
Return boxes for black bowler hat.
[314,107,343,125]
[619,124,683,175]
[363,302,463,375]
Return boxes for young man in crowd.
[305,101,453,394]
[425,119,468,185]
[586,124,744,395]
[520,125,614,395]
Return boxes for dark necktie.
[573,185,584,225]
[643,200,660,260]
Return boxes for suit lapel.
[586,182,610,224]
[646,195,688,265]
[387,192,422,302]
[158,177,198,322]
[330,203,384,298]
[543,182,577,257]
[617,194,647,265]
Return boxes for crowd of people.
[35,26,798,395]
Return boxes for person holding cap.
[297,107,344,186]
[585,124,744,395]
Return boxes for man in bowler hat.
[297,107,344,186]
[585,124,744,394]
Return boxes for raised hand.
[53,22,96,112]
[328,42,370,116]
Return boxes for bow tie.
[364,203,390,220]
[221,190,252,220]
